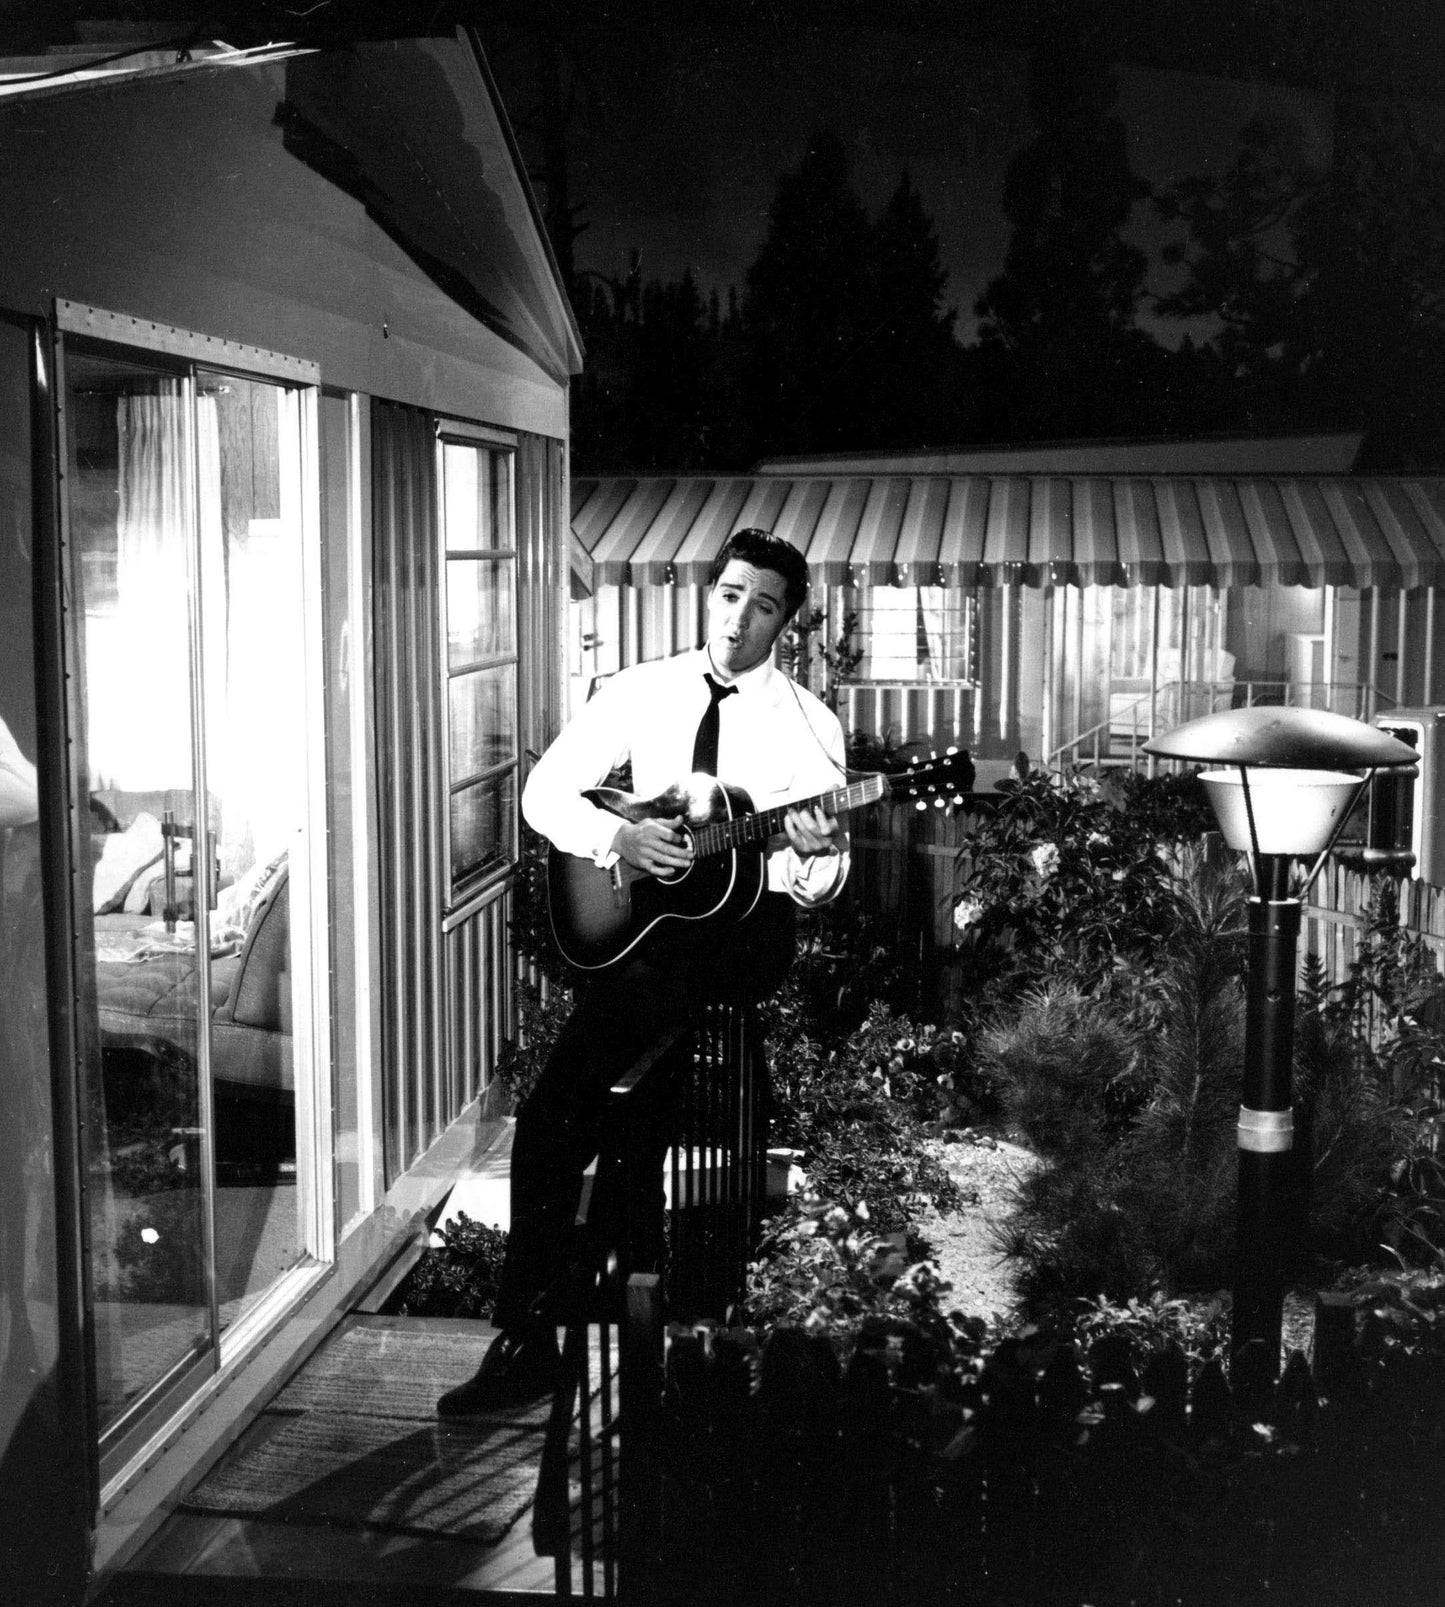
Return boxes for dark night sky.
[486,6,1444,344]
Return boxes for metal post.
[1234,852,1298,1402]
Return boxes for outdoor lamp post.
[1144,707,1418,1397]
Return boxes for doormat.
[271,1321,606,1427]
[271,1323,553,1426]
[182,1412,543,1545]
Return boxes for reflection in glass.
[70,350,309,1448]
[451,772,516,885]
[442,437,517,900]
[449,665,517,782]
[69,350,212,1436]
[442,440,509,552]
[447,556,515,669]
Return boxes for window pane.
[449,664,517,781]
[65,348,213,1435]
[442,440,510,552]
[447,556,515,668]
[451,770,515,885]
[859,587,974,682]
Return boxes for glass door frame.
[52,302,333,1499]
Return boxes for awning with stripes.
[571,473,1445,590]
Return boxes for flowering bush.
[950,765,1213,1006]
[744,1195,993,1378]
[767,1001,969,1232]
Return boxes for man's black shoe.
[437,1326,560,1416]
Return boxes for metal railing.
[1048,681,1392,772]
[531,1002,769,1602]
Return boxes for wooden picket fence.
[1302,860,1445,988]
[638,1292,1445,1607]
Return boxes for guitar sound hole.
[655,831,696,884]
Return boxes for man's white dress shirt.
[522,647,849,907]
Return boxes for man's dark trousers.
[492,891,796,1330]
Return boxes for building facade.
[571,437,1445,787]
[0,30,579,1600]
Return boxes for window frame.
[849,583,980,688]
[435,420,520,913]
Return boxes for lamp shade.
[1144,707,1419,771]
[1199,769,1363,855]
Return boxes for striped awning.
[571,473,1445,590]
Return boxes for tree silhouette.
[1157,103,1445,466]
[973,29,1156,439]
[740,131,880,461]
[869,171,966,449]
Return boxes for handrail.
[1046,680,1394,772]
[531,1003,768,1600]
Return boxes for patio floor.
[96,1123,572,1606]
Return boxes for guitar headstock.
[883,748,977,810]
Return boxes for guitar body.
[547,777,767,970]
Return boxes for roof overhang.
[0,21,583,383]
[572,472,1445,590]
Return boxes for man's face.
[706,558,792,680]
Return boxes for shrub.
[949,766,1208,1009]
[985,851,1249,1311]
[494,826,575,1110]
[978,983,1138,1159]
[743,1195,993,1376]
[1074,1289,1230,1372]
[388,1211,508,1320]
[768,1000,963,1233]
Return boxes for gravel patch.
[915,1132,1318,1361]
[913,1133,1041,1323]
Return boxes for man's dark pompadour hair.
[708,528,809,618]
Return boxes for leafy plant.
[768,1000,963,1233]
[388,1211,508,1321]
[949,766,1209,1009]
[984,851,1249,1311]
[1074,1289,1230,1371]
[495,826,576,1110]
[743,1195,992,1377]
[782,605,864,710]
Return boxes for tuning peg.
[915,800,927,813]
[934,797,944,808]
[946,745,958,755]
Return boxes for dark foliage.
[949,767,1210,1010]
[386,1211,508,1321]
[1156,102,1445,467]
[494,826,575,1110]
[765,999,963,1236]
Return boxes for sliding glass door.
[63,335,321,1472]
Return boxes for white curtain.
[214,387,305,880]
[87,391,222,791]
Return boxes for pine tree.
[741,131,878,460]
[974,29,1156,439]
[869,171,964,448]
[1156,102,1445,464]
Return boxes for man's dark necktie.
[691,673,737,775]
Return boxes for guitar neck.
[692,774,887,858]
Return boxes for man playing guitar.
[439,528,847,1414]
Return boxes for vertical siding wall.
[372,401,445,1183]
[373,404,566,1183]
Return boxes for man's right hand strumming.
[613,815,693,876]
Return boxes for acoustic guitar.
[546,751,975,970]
